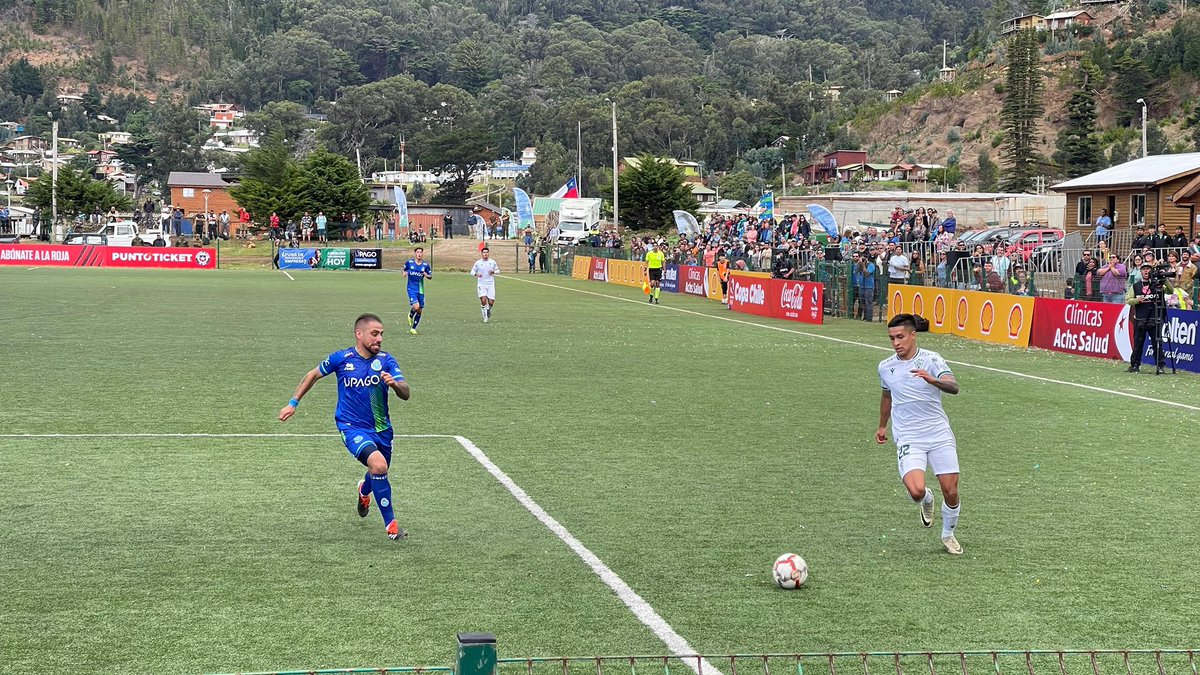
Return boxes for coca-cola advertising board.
[727,274,824,325]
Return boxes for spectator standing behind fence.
[1008,268,1035,296]
[852,252,876,322]
[1151,224,1171,258]
[888,247,910,286]
[1132,226,1150,251]
[1097,254,1127,304]
[1095,208,1112,243]
[316,211,328,243]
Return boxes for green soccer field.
[1,267,1198,675]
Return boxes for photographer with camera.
[1125,262,1174,374]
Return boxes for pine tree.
[977,150,999,192]
[999,30,1044,193]
[1053,57,1103,179]
[617,155,699,231]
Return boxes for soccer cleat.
[1126,366,1140,373]
[920,495,934,528]
[409,328,418,335]
[1156,366,1165,375]
[648,295,653,303]
[942,535,963,555]
[386,520,408,540]
[356,480,370,518]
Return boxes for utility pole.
[1136,98,1148,158]
[51,117,59,240]
[609,99,619,231]
[577,120,583,196]
[781,162,787,198]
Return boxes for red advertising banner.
[727,274,773,317]
[0,245,217,270]
[776,279,824,324]
[588,256,608,282]
[1030,297,1134,361]
[679,265,708,297]
[727,274,824,324]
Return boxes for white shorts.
[477,284,496,300]
[896,439,959,477]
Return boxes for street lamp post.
[1136,98,1148,158]
[202,188,212,238]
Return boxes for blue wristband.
[288,398,299,407]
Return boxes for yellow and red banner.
[571,255,591,280]
[889,286,1033,347]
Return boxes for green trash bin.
[457,633,497,675]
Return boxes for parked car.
[998,228,1064,260]
[1028,240,1062,274]
[64,232,108,245]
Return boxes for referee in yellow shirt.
[645,244,666,304]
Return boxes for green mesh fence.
[205,649,1198,675]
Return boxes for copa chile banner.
[888,286,1034,347]
[279,248,381,270]
[0,244,216,269]
[727,274,824,324]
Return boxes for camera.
[1148,263,1173,290]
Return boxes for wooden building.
[1051,154,1200,238]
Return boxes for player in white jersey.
[470,247,500,322]
[875,313,963,555]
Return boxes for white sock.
[941,501,960,538]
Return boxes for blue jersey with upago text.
[403,260,432,293]
[318,348,404,433]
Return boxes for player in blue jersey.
[279,313,411,540]
[402,247,433,334]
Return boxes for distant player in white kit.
[471,247,500,322]
[875,313,963,555]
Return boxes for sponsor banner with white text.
[661,264,679,293]
[350,248,383,269]
[1146,309,1200,373]
[679,265,708,297]
[0,244,216,269]
[727,274,824,324]
[589,256,608,282]
[1030,297,1133,360]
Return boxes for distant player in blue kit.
[403,247,433,334]
[279,313,411,540]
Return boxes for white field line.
[504,275,1200,413]
[0,431,721,674]
[281,270,295,280]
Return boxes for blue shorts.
[340,428,393,466]
[407,291,425,307]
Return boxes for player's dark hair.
[887,313,928,332]
[355,313,383,329]
[481,246,489,252]
[414,247,423,253]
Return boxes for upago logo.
[980,300,995,336]
[934,294,947,327]
[195,251,211,266]
[1007,303,1024,340]
[956,296,969,331]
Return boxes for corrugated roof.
[1052,153,1200,190]
[1045,10,1089,19]
[167,171,231,188]
[532,197,565,217]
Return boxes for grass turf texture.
[1,268,1198,675]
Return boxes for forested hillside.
[2,0,1200,197]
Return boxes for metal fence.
[205,649,1199,675]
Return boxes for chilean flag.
[549,177,579,199]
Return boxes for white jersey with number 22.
[878,348,955,446]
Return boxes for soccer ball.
[772,553,808,589]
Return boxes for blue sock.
[370,473,394,525]
[359,473,371,497]
[413,310,422,328]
